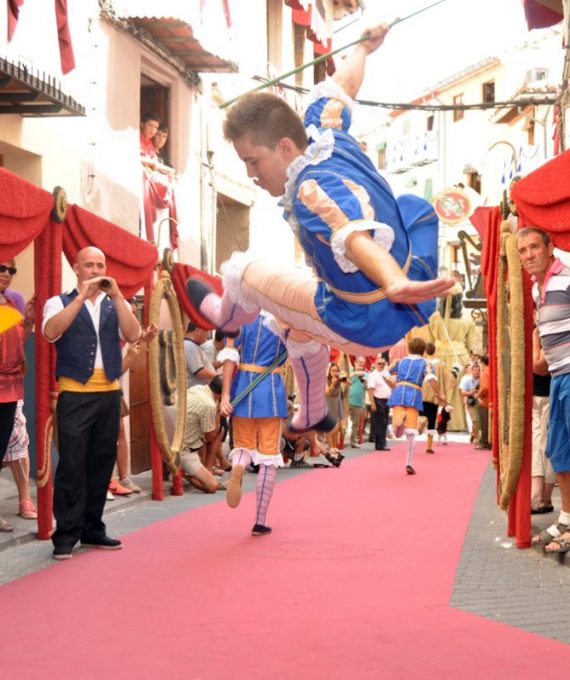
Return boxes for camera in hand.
[99,278,112,292]
[341,376,347,382]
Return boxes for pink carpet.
[3,443,570,679]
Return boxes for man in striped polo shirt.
[517,227,570,554]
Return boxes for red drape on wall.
[0,168,53,261]
[64,205,158,299]
[142,172,179,248]
[171,262,223,330]
[7,0,24,40]
[522,0,563,29]
[511,148,570,250]
[54,0,75,74]
[471,205,533,548]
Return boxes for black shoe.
[185,277,239,337]
[406,465,416,475]
[379,446,391,451]
[290,458,312,468]
[251,524,272,536]
[325,452,342,468]
[52,546,73,560]
[81,535,123,550]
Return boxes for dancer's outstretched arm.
[345,231,455,304]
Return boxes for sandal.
[531,522,569,546]
[19,499,38,520]
[0,515,14,533]
[544,533,570,555]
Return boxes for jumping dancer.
[185,20,453,439]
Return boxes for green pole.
[219,0,448,110]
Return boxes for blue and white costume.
[388,355,432,411]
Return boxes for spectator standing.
[42,246,140,559]
[421,342,449,454]
[475,356,492,450]
[140,112,160,161]
[202,329,226,374]
[325,362,347,463]
[348,356,368,447]
[0,259,34,532]
[517,227,570,553]
[152,123,169,165]
[459,364,480,443]
[3,400,37,520]
[367,354,394,451]
[184,322,217,388]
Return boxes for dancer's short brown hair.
[223,92,308,150]
[408,337,427,356]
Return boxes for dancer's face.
[234,133,300,197]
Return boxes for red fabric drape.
[0,168,53,261]
[54,0,75,74]
[7,0,24,40]
[142,172,179,248]
[63,205,158,299]
[472,205,533,547]
[522,0,563,29]
[34,218,63,539]
[171,262,223,330]
[472,206,501,474]
[511,148,570,250]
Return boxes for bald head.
[73,247,106,283]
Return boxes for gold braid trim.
[497,222,526,511]
[148,271,186,476]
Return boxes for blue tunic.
[388,356,430,411]
[229,316,288,419]
[283,84,438,348]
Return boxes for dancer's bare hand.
[360,23,390,54]
[385,276,455,305]
[220,395,233,418]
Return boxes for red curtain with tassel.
[142,172,179,248]
[0,168,53,261]
[54,0,75,74]
[34,218,63,539]
[511,149,570,249]
[64,205,158,299]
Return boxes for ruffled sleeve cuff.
[330,220,395,273]
[217,347,240,364]
[309,80,354,113]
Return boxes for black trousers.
[373,398,389,450]
[52,390,120,550]
[0,401,18,464]
[422,401,439,431]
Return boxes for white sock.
[406,433,416,468]
[559,510,570,526]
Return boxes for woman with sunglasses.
[0,259,35,531]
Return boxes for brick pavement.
[451,462,570,643]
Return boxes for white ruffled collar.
[282,125,335,214]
